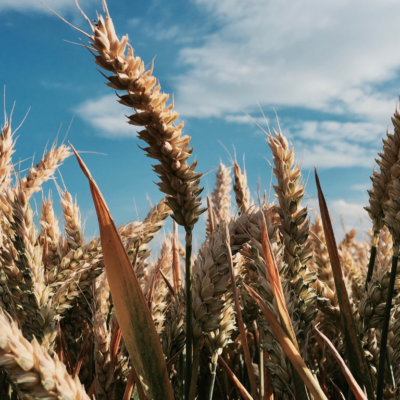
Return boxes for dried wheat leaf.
[315,169,374,399]
[314,326,367,400]
[244,283,328,400]
[71,144,174,400]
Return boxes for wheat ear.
[61,190,84,250]
[0,310,90,399]
[268,128,317,344]
[40,195,61,270]
[20,144,71,199]
[211,162,232,223]
[0,110,16,192]
[233,162,252,214]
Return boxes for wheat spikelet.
[233,163,251,214]
[61,190,83,251]
[359,227,395,329]
[146,236,173,336]
[211,162,232,223]
[0,310,90,399]
[4,189,56,346]
[192,223,237,353]
[39,195,61,271]
[162,288,186,360]
[267,128,317,343]
[72,3,204,232]
[20,144,71,199]
[310,214,334,291]
[366,106,400,241]
[93,312,114,400]
[0,111,16,192]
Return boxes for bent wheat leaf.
[244,283,328,400]
[261,217,298,350]
[315,169,374,400]
[218,355,253,400]
[71,144,174,400]
[226,227,259,400]
[314,326,367,400]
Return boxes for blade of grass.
[110,322,122,367]
[261,217,299,350]
[72,331,90,378]
[160,270,175,296]
[314,326,367,400]
[244,283,328,400]
[71,144,174,400]
[314,169,374,400]
[130,365,147,400]
[166,346,185,371]
[225,226,260,400]
[218,355,254,400]
[88,378,96,399]
[261,217,308,400]
[123,368,136,400]
[331,380,346,400]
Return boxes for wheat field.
[0,1,400,399]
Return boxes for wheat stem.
[365,243,378,291]
[185,227,193,399]
[188,338,200,400]
[207,351,218,400]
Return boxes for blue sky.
[2,0,400,245]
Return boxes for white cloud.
[175,0,400,123]
[74,95,138,138]
[0,0,95,13]
[128,18,140,27]
[282,120,381,168]
[328,199,369,240]
[351,183,371,192]
[224,114,268,126]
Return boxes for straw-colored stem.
[122,367,136,400]
[188,338,200,400]
[218,355,253,400]
[207,351,218,400]
[172,221,181,293]
[185,227,193,398]
[376,250,399,400]
[207,195,215,234]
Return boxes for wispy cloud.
[0,0,95,13]
[175,0,400,123]
[284,120,381,168]
[74,94,138,138]
[328,199,369,240]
